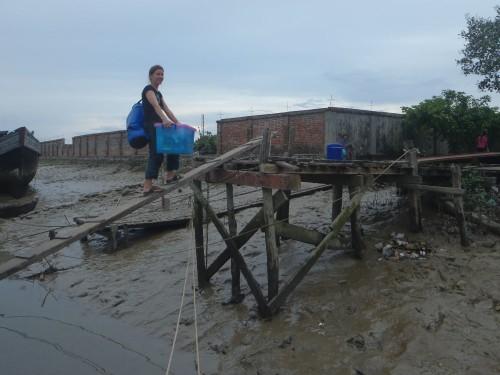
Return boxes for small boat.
[0,127,41,198]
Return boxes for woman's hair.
[149,65,164,78]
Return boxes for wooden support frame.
[332,184,343,221]
[348,182,365,257]
[190,182,271,316]
[401,184,464,195]
[192,180,208,287]
[268,189,365,313]
[205,190,289,278]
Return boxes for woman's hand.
[162,118,175,128]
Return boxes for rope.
[189,218,202,375]
[165,235,191,375]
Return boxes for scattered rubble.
[375,232,431,261]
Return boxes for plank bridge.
[2,129,500,317]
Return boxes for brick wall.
[41,130,148,159]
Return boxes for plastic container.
[326,143,345,160]
[155,123,196,155]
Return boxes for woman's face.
[150,69,164,87]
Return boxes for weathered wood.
[259,163,280,174]
[262,187,279,300]
[206,190,288,279]
[275,222,338,249]
[418,151,500,164]
[190,182,271,316]
[110,224,118,251]
[275,160,300,171]
[203,169,301,191]
[268,189,365,313]
[332,184,343,221]
[259,128,271,169]
[440,199,500,236]
[407,149,422,232]
[276,189,291,243]
[193,180,208,286]
[451,165,470,246]
[226,183,242,301]
[349,184,365,257]
[401,184,464,195]
[1,137,263,280]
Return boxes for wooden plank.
[226,183,242,301]
[191,182,271,316]
[193,180,207,286]
[206,190,288,279]
[275,222,326,246]
[262,187,279,300]
[268,189,365,313]
[401,184,464,195]
[0,137,263,280]
[451,165,470,246]
[275,161,300,171]
[407,149,422,232]
[332,184,343,221]
[418,152,500,164]
[204,169,301,191]
[349,184,365,257]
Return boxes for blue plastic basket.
[155,124,196,155]
[326,143,345,160]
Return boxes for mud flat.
[1,160,499,374]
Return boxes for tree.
[457,7,500,92]
[194,131,217,154]
[402,90,500,153]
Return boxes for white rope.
[165,237,191,375]
[189,218,202,375]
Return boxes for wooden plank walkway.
[0,137,262,279]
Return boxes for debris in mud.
[346,334,366,351]
[278,336,293,349]
[209,342,229,355]
[375,232,432,261]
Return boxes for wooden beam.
[190,182,271,316]
[451,165,470,246]
[407,149,422,232]
[204,169,301,191]
[268,189,365,313]
[193,180,208,287]
[262,188,279,300]
[275,222,337,248]
[401,184,464,195]
[206,190,288,279]
[349,183,365,257]
[332,184,343,221]
[226,183,242,302]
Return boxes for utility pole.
[329,95,334,107]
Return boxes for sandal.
[165,175,182,184]
[143,185,163,196]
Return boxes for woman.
[142,65,180,194]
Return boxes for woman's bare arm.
[145,90,173,126]
[161,98,179,124]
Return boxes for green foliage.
[194,131,217,154]
[402,90,500,153]
[457,7,500,92]
[462,170,497,214]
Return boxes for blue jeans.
[145,124,180,179]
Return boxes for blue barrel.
[326,143,345,160]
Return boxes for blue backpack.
[126,100,149,149]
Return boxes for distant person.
[142,65,181,195]
[475,129,489,152]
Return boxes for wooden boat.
[0,127,41,198]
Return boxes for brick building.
[217,107,404,158]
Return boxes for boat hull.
[0,127,40,198]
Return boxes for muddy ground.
[1,160,500,375]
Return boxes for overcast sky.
[0,0,498,142]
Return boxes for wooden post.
[348,181,365,258]
[259,128,271,171]
[110,224,118,251]
[332,184,343,220]
[407,149,422,231]
[276,189,291,243]
[123,224,129,247]
[192,180,208,287]
[451,164,470,246]
[191,182,271,316]
[226,183,243,303]
[262,187,280,301]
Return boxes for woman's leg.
[144,125,164,191]
[165,154,180,181]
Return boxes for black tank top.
[141,85,163,126]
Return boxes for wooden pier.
[2,131,499,316]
